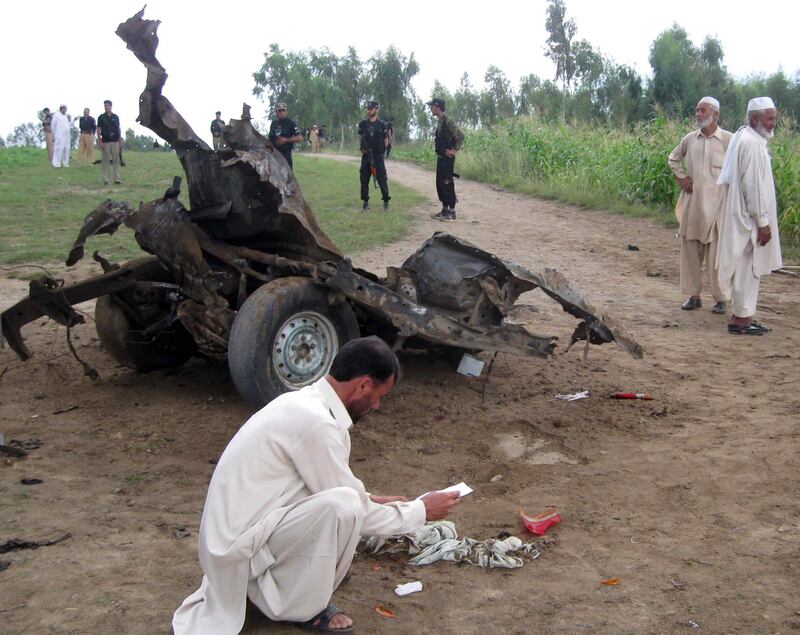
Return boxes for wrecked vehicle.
[0,10,642,407]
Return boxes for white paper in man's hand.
[416,481,473,500]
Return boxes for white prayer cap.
[747,97,775,112]
[698,96,720,110]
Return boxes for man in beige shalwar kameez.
[716,97,783,335]
[172,337,460,633]
[669,96,733,313]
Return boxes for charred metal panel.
[318,259,559,358]
[115,9,342,264]
[399,233,643,359]
[1,258,168,360]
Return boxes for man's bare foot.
[303,603,353,632]
[313,611,352,631]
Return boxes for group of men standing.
[39,100,123,184]
[259,98,464,219]
[356,98,464,219]
[668,96,782,335]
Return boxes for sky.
[2,0,798,145]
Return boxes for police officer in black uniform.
[358,101,391,211]
[268,103,303,169]
[427,98,464,221]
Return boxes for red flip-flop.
[520,507,562,535]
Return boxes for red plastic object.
[610,392,653,400]
[520,506,562,535]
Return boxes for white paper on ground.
[456,354,485,377]
[416,481,473,500]
[395,581,423,596]
[555,390,589,401]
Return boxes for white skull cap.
[698,96,719,110]
[747,97,775,112]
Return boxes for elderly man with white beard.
[669,96,733,314]
[51,104,72,168]
[716,97,783,335]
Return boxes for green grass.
[294,155,424,252]
[0,148,424,266]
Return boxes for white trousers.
[52,139,69,167]
[681,237,726,301]
[728,242,761,318]
[247,487,364,622]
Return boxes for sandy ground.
[1,156,799,635]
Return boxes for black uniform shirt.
[268,117,300,161]
[79,116,97,134]
[358,118,388,153]
[97,113,121,142]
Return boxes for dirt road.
[1,156,798,634]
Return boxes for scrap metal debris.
[0,533,71,554]
[0,8,643,407]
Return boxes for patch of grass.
[0,149,185,265]
[293,155,425,253]
[0,149,425,266]
[124,472,147,484]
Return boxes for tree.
[252,44,419,145]
[451,72,480,128]
[366,47,420,141]
[649,24,729,117]
[484,66,515,120]
[544,0,578,109]
[125,128,159,151]
[6,122,41,147]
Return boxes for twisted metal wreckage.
[0,9,642,406]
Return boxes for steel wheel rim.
[271,311,338,389]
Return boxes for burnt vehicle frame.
[1,10,642,407]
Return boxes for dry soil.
[1,156,798,634]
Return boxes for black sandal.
[727,323,764,335]
[299,603,354,632]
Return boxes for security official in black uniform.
[358,101,391,211]
[427,98,464,222]
[268,103,303,169]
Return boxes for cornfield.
[396,117,800,251]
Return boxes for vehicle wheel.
[228,277,360,408]
[95,295,197,372]
[94,258,197,372]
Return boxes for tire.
[228,277,360,408]
[94,258,197,372]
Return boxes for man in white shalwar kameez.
[172,337,460,633]
[716,97,783,335]
[51,105,71,168]
[668,96,733,313]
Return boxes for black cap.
[426,98,446,110]
[367,100,379,109]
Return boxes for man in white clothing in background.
[173,336,461,634]
[51,104,72,168]
[716,97,783,335]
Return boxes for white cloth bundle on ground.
[361,521,544,569]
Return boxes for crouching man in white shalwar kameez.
[716,97,783,335]
[172,336,461,634]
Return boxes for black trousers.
[360,153,390,202]
[279,147,293,169]
[436,156,457,208]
